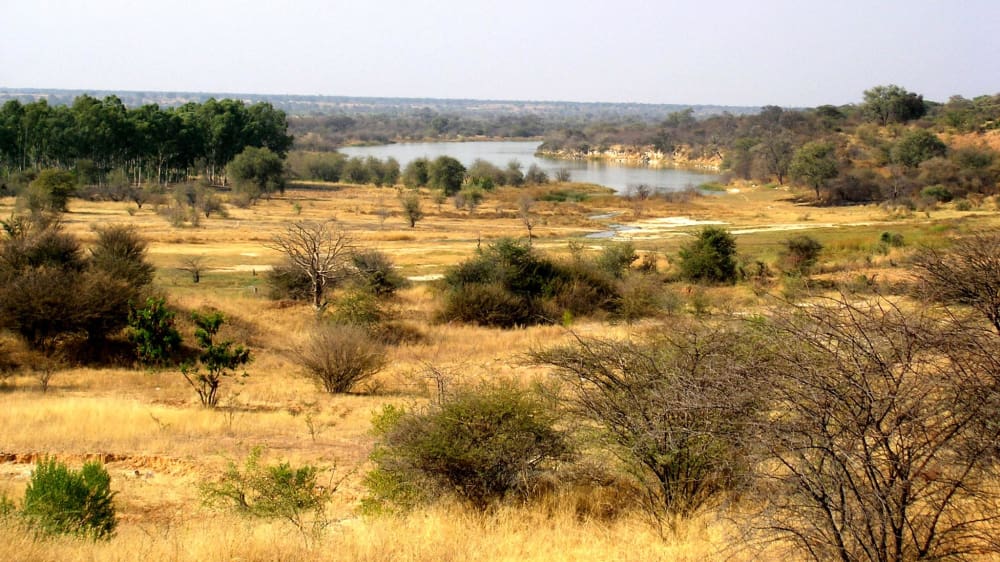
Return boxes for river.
[339,141,719,194]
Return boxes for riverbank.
[536,144,723,172]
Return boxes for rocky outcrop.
[537,144,723,171]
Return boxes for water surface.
[339,141,719,194]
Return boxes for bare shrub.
[911,231,1000,333]
[531,322,764,522]
[295,324,386,393]
[749,296,1000,561]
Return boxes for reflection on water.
[339,141,719,194]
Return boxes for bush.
[90,224,155,292]
[780,235,823,275]
[202,447,330,536]
[294,323,386,393]
[363,383,572,512]
[21,458,116,539]
[126,297,182,366]
[677,227,738,284]
[531,324,762,519]
[266,261,314,301]
[352,249,406,297]
[921,184,953,202]
[595,242,637,279]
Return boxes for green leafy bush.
[127,297,182,365]
[677,227,738,284]
[202,447,331,536]
[21,458,116,539]
[363,383,572,512]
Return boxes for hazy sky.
[2,0,998,107]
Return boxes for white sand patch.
[408,274,444,282]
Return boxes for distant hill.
[0,87,760,120]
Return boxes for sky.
[2,0,998,107]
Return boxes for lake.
[339,141,719,194]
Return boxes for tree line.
[0,95,293,186]
[541,86,1000,204]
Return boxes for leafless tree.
[267,220,354,311]
[178,256,207,283]
[749,296,1000,561]
[911,231,1000,333]
[518,195,535,247]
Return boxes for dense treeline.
[0,95,292,186]
[541,86,1000,204]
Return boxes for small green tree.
[21,458,117,540]
[790,141,839,201]
[181,311,251,407]
[127,297,182,366]
[428,156,466,195]
[891,129,947,168]
[228,146,286,202]
[677,227,738,284]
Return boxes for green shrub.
[595,242,637,279]
[21,458,116,539]
[202,447,330,536]
[352,249,406,297]
[127,297,182,366]
[677,227,738,284]
[780,235,823,275]
[363,383,572,512]
[921,185,953,203]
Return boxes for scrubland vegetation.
[1,86,1000,561]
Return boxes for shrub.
[21,458,116,540]
[531,324,762,520]
[266,261,314,301]
[595,242,637,279]
[202,447,330,536]
[127,297,182,366]
[363,383,572,512]
[780,235,823,275]
[294,323,386,393]
[677,227,738,284]
[352,249,406,298]
[90,224,155,292]
[181,311,252,407]
[921,184,953,202]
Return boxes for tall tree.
[790,141,839,200]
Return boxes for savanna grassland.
[1,177,1000,562]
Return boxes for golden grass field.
[1,180,999,561]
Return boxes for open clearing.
[1,181,998,561]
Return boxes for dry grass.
[1,181,999,560]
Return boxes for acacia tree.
[911,231,1000,333]
[267,220,354,310]
[751,296,1000,561]
[400,193,423,228]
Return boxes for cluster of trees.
[0,217,154,364]
[539,86,1000,204]
[290,152,400,186]
[0,95,292,186]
